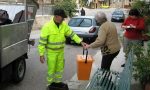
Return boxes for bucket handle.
[83,48,88,63]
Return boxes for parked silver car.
[67,16,99,44]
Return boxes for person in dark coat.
[81,8,85,16]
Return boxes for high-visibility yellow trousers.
[46,51,64,85]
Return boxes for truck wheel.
[12,58,26,83]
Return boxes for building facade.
[89,0,134,8]
[37,0,60,4]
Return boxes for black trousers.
[101,51,120,70]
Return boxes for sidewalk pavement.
[66,48,142,90]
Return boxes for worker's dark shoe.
[48,82,69,90]
[58,82,69,90]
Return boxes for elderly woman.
[84,11,121,70]
[121,8,145,52]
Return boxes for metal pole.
[149,0,150,14]
[8,0,10,4]
[109,0,111,6]
[24,0,27,22]
[122,0,123,8]
[42,0,44,15]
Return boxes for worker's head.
[129,8,140,19]
[53,9,67,24]
[95,11,107,26]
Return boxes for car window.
[68,18,82,27]
[68,18,92,27]
[93,19,97,25]
[113,11,123,15]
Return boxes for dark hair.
[54,9,67,18]
[129,8,140,16]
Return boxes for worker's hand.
[80,41,86,47]
[40,56,45,63]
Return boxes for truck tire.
[12,58,26,83]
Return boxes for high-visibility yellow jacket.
[38,17,82,56]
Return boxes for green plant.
[54,0,76,17]
[132,0,149,15]
[79,0,87,7]
[132,0,150,25]
[132,44,150,87]
[131,0,150,37]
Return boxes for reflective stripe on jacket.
[38,17,81,56]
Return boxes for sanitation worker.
[38,9,85,87]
